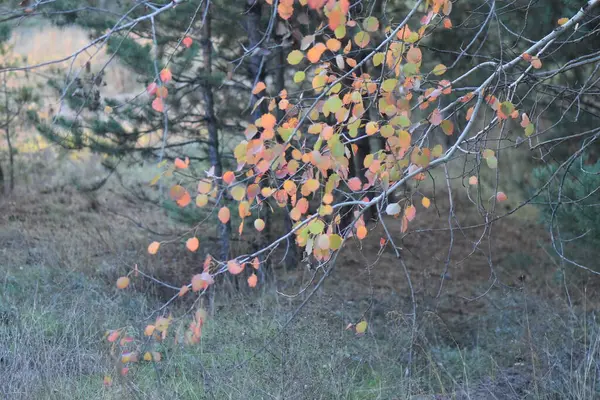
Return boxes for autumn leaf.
[432,64,447,75]
[152,97,164,112]
[254,218,265,231]
[496,192,508,202]
[356,225,368,239]
[191,274,205,292]
[404,205,416,221]
[252,81,266,95]
[355,320,368,334]
[287,50,304,65]
[354,31,370,48]
[182,36,193,48]
[160,68,172,83]
[429,108,443,126]
[307,43,327,63]
[227,260,244,275]
[441,119,454,135]
[116,276,130,289]
[148,241,160,255]
[144,325,156,336]
[406,47,422,64]
[363,16,379,32]
[422,197,431,208]
[261,113,277,130]
[170,185,191,207]
[218,207,231,224]
[147,82,158,95]
[248,273,258,288]
[186,237,199,252]
[107,330,120,342]
[174,157,189,169]
[348,177,362,191]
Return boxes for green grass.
[3,258,600,399]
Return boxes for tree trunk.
[273,30,299,270]
[245,0,274,277]
[3,74,14,193]
[201,2,230,313]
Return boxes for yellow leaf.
[422,197,431,208]
[355,320,368,334]
[432,64,447,76]
[230,185,246,201]
[287,50,304,65]
[294,71,306,83]
[363,16,379,32]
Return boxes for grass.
[2,225,600,400]
[1,151,600,399]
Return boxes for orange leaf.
[227,260,244,275]
[326,38,341,52]
[307,43,327,63]
[156,86,168,98]
[404,205,416,221]
[252,81,266,95]
[218,207,230,224]
[252,257,260,270]
[247,273,258,288]
[422,197,431,208]
[223,171,235,185]
[469,176,478,185]
[186,237,199,252]
[366,121,379,135]
[116,276,130,289]
[178,285,189,297]
[496,192,508,202]
[261,113,277,130]
[466,106,474,121]
[144,325,156,336]
[148,241,160,255]
[328,8,343,31]
[174,157,189,169]
[356,225,368,239]
[170,185,191,207]
[192,274,205,292]
[182,36,193,48]
[406,47,422,64]
[348,177,362,191]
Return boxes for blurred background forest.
[2,0,600,399]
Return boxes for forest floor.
[2,152,600,400]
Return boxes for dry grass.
[2,150,600,399]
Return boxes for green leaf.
[486,156,498,169]
[309,220,325,235]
